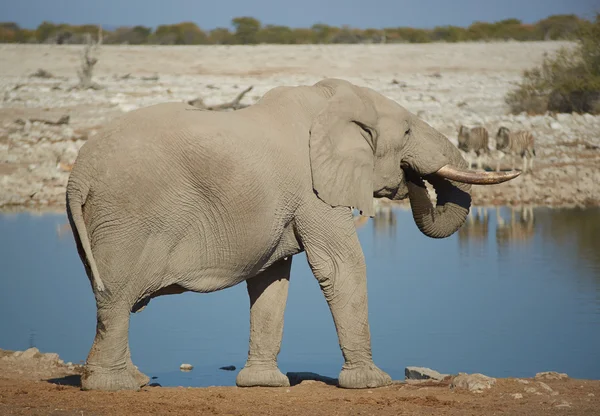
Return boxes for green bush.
[505,14,600,115]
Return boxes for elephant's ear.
[309,83,379,217]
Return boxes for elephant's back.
[76,101,292,239]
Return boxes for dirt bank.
[1,347,599,415]
[1,42,599,211]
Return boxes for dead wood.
[30,69,54,79]
[15,115,70,126]
[188,86,253,111]
[74,27,103,90]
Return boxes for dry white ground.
[1,41,599,210]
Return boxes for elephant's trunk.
[406,171,471,239]
[403,120,519,239]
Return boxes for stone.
[511,393,523,399]
[524,387,537,393]
[517,379,530,384]
[41,352,60,363]
[20,347,40,359]
[405,366,449,381]
[538,381,553,392]
[535,371,568,380]
[451,373,496,392]
[180,363,193,371]
[550,122,562,130]
[554,400,571,408]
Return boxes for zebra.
[495,126,536,173]
[457,125,490,170]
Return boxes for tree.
[208,27,234,44]
[257,25,293,44]
[431,25,468,42]
[311,23,337,43]
[153,22,207,44]
[537,14,583,40]
[35,21,58,42]
[232,17,261,44]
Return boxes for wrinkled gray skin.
[66,78,511,392]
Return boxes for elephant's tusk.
[434,164,521,185]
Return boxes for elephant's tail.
[66,181,105,292]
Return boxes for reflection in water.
[354,200,398,239]
[1,206,600,387]
[495,205,535,249]
[458,207,489,245]
[56,222,71,239]
[536,207,600,282]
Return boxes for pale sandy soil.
[1,347,599,416]
[1,41,599,211]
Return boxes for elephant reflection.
[354,199,397,237]
[457,206,489,244]
[56,222,71,239]
[495,205,535,246]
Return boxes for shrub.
[505,14,600,115]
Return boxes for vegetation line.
[0,14,593,45]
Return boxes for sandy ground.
[1,347,599,416]
[0,41,599,210]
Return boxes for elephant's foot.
[236,363,290,387]
[338,363,392,389]
[81,365,141,391]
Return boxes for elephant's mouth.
[374,184,408,201]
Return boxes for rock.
[550,122,562,130]
[554,400,571,408]
[588,393,595,397]
[391,79,407,88]
[219,365,236,371]
[286,372,338,386]
[42,353,60,364]
[405,366,449,381]
[524,387,537,393]
[180,363,193,371]
[517,379,530,384]
[538,381,553,392]
[535,371,568,380]
[451,373,496,392]
[511,393,523,399]
[19,347,40,359]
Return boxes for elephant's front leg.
[296,205,392,389]
[236,257,292,387]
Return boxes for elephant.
[66,78,520,392]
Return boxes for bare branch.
[15,115,70,126]
[74,26,104,90]
[188,86,254,111]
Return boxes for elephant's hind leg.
[236,257,292,387]
[81,299,140,391]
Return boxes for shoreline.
[1,347,598,415]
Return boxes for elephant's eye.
[405,128,411,136]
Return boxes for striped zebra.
[495,127,536,173]
[457,125,490,169]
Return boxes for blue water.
[1,206,599,387]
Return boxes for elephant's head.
[308,78,519,239]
